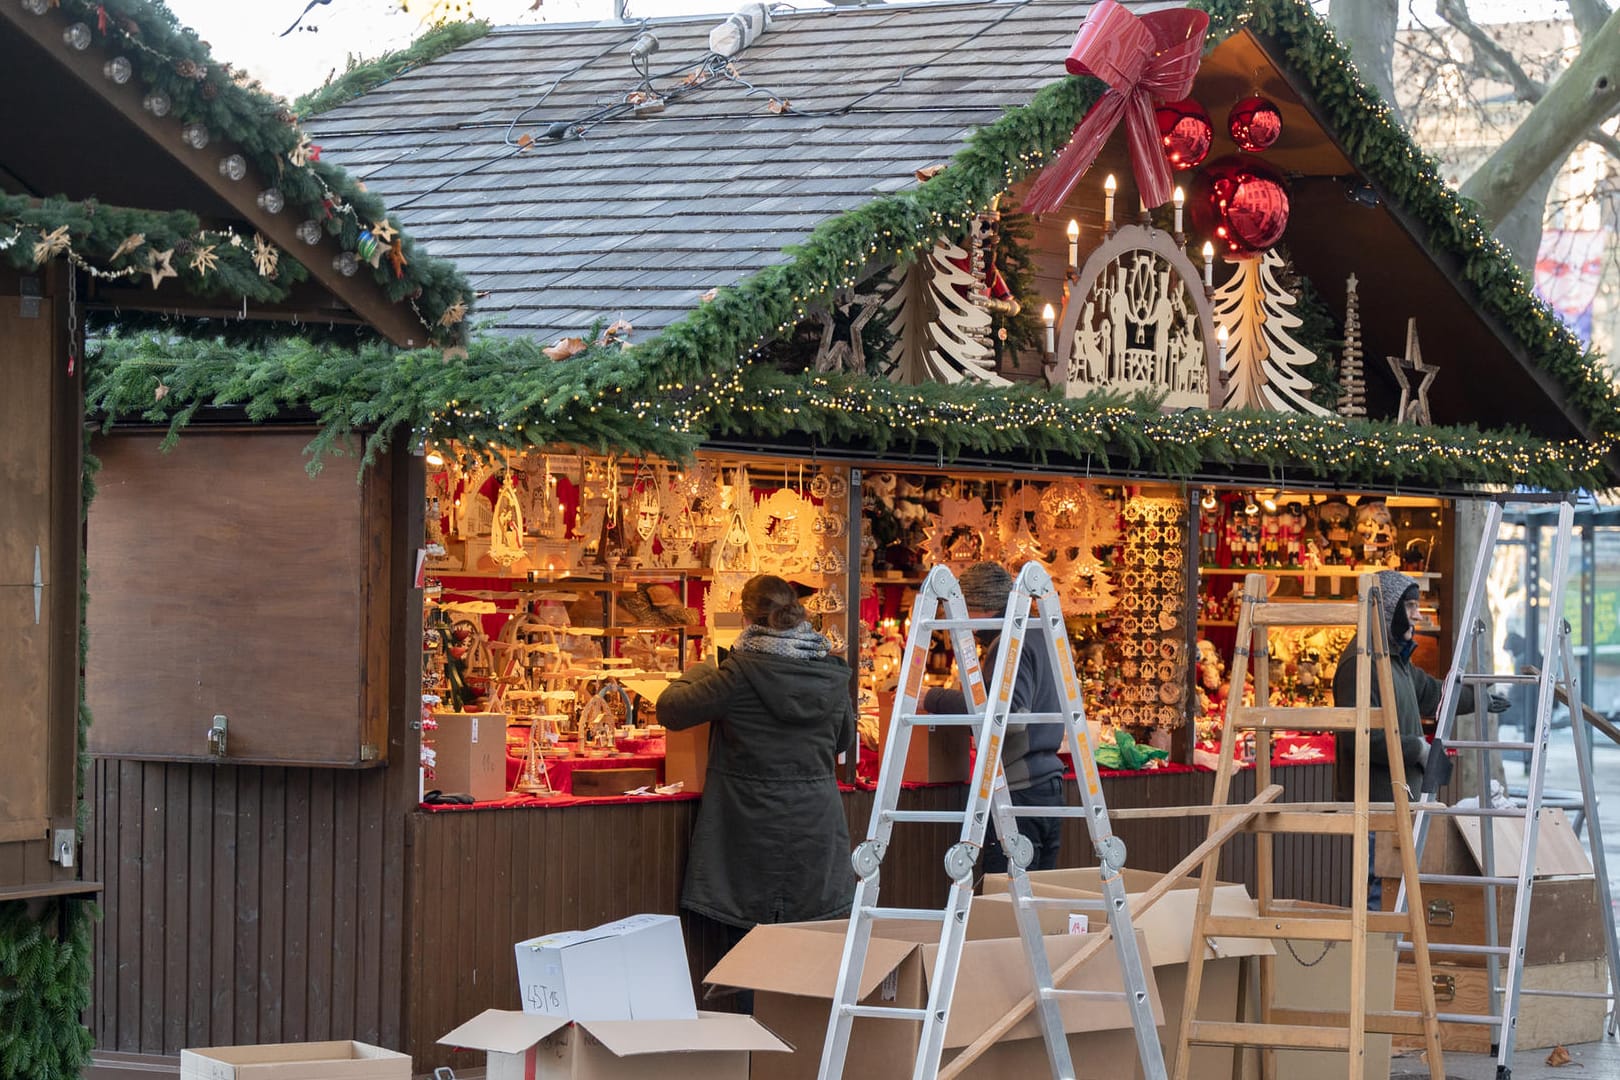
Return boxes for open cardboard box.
[515,914,697,1021]
[979,867,1274,1080]
[440,1008,791,1080]
[180,1041,409,1079]
[705,917,1162,1080]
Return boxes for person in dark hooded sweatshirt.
[659,574,856,950]
[1333,569,1506,907]
[921,562,1067,873]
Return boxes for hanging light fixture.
[1200,490,1218,511]
[1260,491,1279,514]
[1244,493,1259,516]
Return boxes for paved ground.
[1391,1031,1620,1079]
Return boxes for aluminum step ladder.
[816,562,1165,1080]
[1394,495,1620,1079]
[1173,573,1446,1080]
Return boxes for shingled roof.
[309,0,1118,342]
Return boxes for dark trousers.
[983,774,1065,875]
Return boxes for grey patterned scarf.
[732,621,831,660]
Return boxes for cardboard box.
[516,914,697,1021]
[662,723,709,793]
[439,1008,791,1080]
[180,1041,409,1079]
[572,768,660,797]
[979,867,1273,1080]
[1268,922,1397,1080]
[705,917,1162,1080]
[430,711,509,802]
[1392,957,1609,1052]
[878,694,971,784]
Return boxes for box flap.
[579,1013,793,1057]
[919,931,1163,1047]
[438,1009,568,1053]
[1457,808,1593,878]
[705,924,918,1000]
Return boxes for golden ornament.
[370,219,398,244]
[438,297,468,327]
[111,233,146,261]
[252,233,279,278]
[143,248,177,289]
[189,244,219,276]
[32,225,71,266]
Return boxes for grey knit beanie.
[958,562,1015,613]
[1372,569,1419,637]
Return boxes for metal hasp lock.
[433,1069,457,1080]
[206,715,228,759]
[51,828,75,868]
[1426,898,1454,927]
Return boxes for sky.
[163,0,1573,100]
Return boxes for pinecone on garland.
[200,81,218,101]
[174,58,204,80]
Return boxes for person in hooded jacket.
[920,562,1068,873]
[1333,569,1507,907]
[659,574,856,950]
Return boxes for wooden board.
[86,432,390,766]
[1393,959,1609,1053]
[1455,807,1592,878]
[1381,875,1606,966]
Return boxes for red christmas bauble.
[1228,95,1283,152]
[1190,155,1290,257]
[1155,98,1213,171]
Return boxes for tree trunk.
[1459,6,1620,227]
[1328,0,1402,123]
[1451,499,1507,797]
[1491,161,1560,267]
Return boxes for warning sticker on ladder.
[998,636,1022,703]
[979,734,1002,799]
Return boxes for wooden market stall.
[76,0,1620,1075]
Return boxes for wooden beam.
[0,5,430,348]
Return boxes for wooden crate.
[1380,875,1606,966]
[1393,959,1610,1052]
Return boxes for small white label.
[880,970,899,1001]
[1067,913,1089,935]
[471,716,479,742]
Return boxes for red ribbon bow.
[1023,0,1209,215]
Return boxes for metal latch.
[360,743,381,762]
[32,546,42,625]
[206,715,228,759]
[19,275,40,318]
[1431,973,1456,1002]
[1427,898,1454,926]
[51,828,75,868]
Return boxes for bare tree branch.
[1435,0,1544,102]
[1566,0,1613,39]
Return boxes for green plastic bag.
[1095,730,1169,771]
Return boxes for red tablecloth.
[503,734,666,794]
[423,790,699,811]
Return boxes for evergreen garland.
[294,20,492,118]
[988,211,1043,366]
[0,901,95,1080]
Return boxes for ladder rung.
[1232,706,1361,732]
[1189,1021,1349,1050]
[861,907,949,922]
[841,1004,929,1021]
[917,617,1006,631]
[1419,873,1519,887]
[1397,941,1511,957]
[1459,672,1540,685]
[1008,805,1097,819]
[1513,988,1618,1002]
[1389,1008,1503,1027]
[1202,916,1352,942]
[880,810,965,824]
[1419,805,1531,818]
[1444,740,1534,752]
[896,713,1068,727]
[1270,1008,1431,1037]
[1251,604,1357,627]
[1017,895,1107,911]
[1040,988,1133,1003]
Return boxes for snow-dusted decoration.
[1057,224,1218,409]
[1337,273,1367,419]
[882,238,1009,386]
[1213,248,1330,415]
[1387,317,1439,425]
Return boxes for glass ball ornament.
[218,154,247,182]
[142,91,172,117]
[1228,95,1283,153]
[296,219,323,246]
[256,188,285,214]
[355,229,380,264]
[62,22,91,50]
[1155,98,1212,171]
[180,122,210,150]
[103,57,133,84]
[1189,154,1290,257]
[20,0,51,15]
[333,251,360,277]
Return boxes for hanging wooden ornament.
[1212,248,1328,415]
[32,225,70,265]
[143,248,178,289]
[488,472,528,567]
[1386,317,1438,425]
[750,487,814,574]
[251,234,279,278]
[189,244,219,276]
[111,233,146,261]
[922,496,991,569]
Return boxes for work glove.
[1487,691,1511,713]
[1425,736,1455,790]
[1416,741,1431,769]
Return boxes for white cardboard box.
[439,1008,791,1080]
[179,1041,409,1079]
[515,913,697,1021]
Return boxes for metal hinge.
[360,743,381,762]
[1431,973,1456,1002]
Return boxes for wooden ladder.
[1171,573,1446,1080]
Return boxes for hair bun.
[740,574,805,630]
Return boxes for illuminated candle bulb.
[1066,219,1080,269]
[1217,324,1229,371]
[1202,240,1215,287]
[1173,186,1185,234]
[1103,174,1116,229]
[1042,303,1056,354]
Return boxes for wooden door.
[0,284,86,895]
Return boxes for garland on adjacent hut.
[8,0,473,341]
[0,901,95,1080]
[294,20,492,117]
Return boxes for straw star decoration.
[143,248,177,289]
[287,133,321,168]
[438,296,468,328]
[252,233,279,278]
[189,244,219,277]
[370,219,398,244]
[32,225,71,265]
[111,233,146,261]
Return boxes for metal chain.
[1285,939,1334,967]
[66,267,79,377]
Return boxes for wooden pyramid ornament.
[1337,274,1367,418]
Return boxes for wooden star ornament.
[32,225,71,266]
[189,244,219,277]
[143,248,177,289]
[370,220,398,245]
[1386,317,1439,426]
[252,233,279,278]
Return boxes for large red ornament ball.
[1190,155,1290,257]
[1228,95,1283,152]
[1155,98,1213,171]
